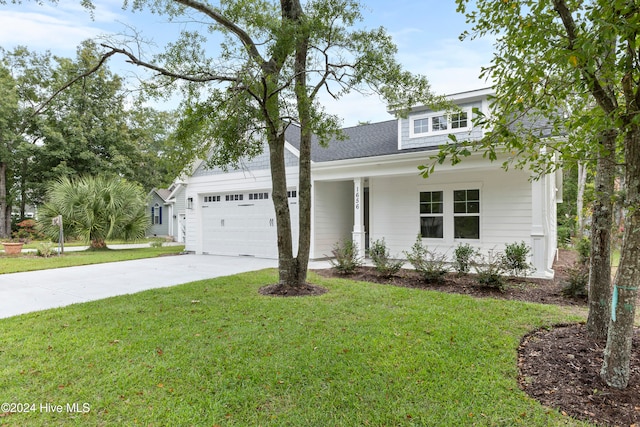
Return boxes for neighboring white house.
[147,181,187,242]
[183,88,561,278]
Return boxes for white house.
[183,88,561,278]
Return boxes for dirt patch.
[313,249,639,427]
[519,324,640,426]
[259,283,328,297]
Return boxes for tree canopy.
[90,0,439,290]
[441,0,640,389]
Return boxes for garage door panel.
[201,193,284,258]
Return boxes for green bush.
[150,241,164,248]
[557,225,572,248]
[404,235,448,283]
[369,238,404,278]
[329,238,363,274]
[35,242,55,258]
[575,236,591,265]
[474,251,506,291]
[453,243,477,276]
[561,262,589,299]
[502,241,534,277]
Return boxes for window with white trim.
[418,187,481,241]
[419,191,443,239]
[410,108,472,137]
[453,189,480,239]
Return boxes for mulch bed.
[312,249,640,427]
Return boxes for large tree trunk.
[0,162,10,238]
[293,0,311,287]
[601,125,640,389]
[587,129,617,340]
[267,130,300,288]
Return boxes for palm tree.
[38,175,149,249]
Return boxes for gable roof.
[285,120,413,162]
[149,188,172,203]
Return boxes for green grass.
[0,245,185,274]
[0,270,590,426]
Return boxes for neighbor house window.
[419,191,444,239]
[152,203,162,225]
[453,189,480,239]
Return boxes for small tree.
[38,175,149,249]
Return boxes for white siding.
[312,180,353,258]
[369,168,534,260]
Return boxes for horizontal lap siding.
[313,181,353,258]
[369,168,533,258]
[370,177,420,254]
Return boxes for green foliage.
[404,235,448,283]
[575,236,591,266]
[37,175,149,249]
[502,241,534,277]
[0,245,184,274]
[149,240,164,248]
[329,238,362,274]
[452,243,477,276]
[35,241,54,258]
[369,238,404,278]
[561,262,589,299]
[474,250,506,291]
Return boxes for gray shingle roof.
[285,120,427,162]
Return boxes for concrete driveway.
[0,254,279,319]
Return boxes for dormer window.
[410,109,471,137]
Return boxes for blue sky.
[0,0,494,126]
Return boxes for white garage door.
[201,191,298,258]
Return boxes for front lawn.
[0,245,185,274]
[0,270,589,426]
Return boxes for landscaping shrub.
[474,250,506,291]
[502,241,534,277]
[404,235,448,283]
[369,238,404,278]
[453,243,477,276]
[561,262,589,299]
[12,219,42,243]
[575,236,591,265]
[329,238,363,274]
[36,242,55,258]
[557,225,572,248]
[150,241,164,248]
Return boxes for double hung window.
[419,188,480,240]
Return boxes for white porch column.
[352,178,366,258]
[530,178,547,275]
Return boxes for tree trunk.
[89,239,108,250]
[267,130,299,288]
[601,125,640,389]
[576,162,587,238]
[293,0,311,287]
[0,162,9,238]
[587,129,617,340]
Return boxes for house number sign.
[355,186,360,210]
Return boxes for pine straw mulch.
[313,250,640,427]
